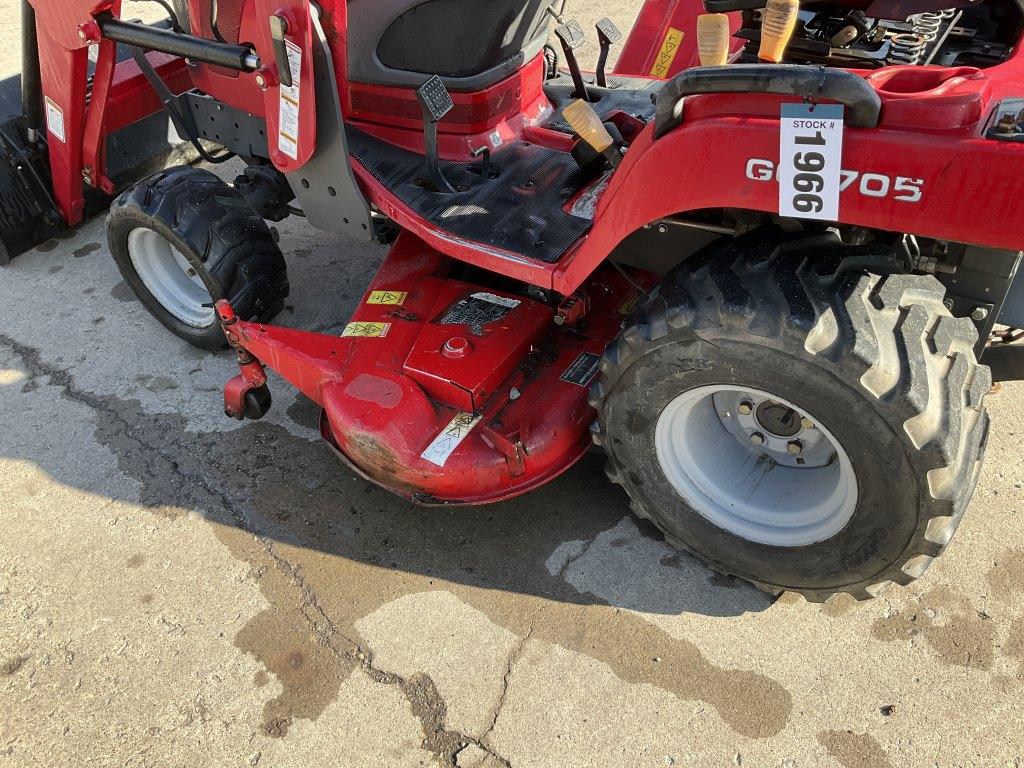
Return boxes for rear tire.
[107,167,289,351]
[591,229,991,600]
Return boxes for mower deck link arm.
[654,64,882,138]
[97,16,260,72]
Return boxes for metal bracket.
[284,9,373,242]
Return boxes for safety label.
[421,412,483,467]
[560,352,602,387]
[44,97,65,144]
[278,39,303,160]
[366,290,408,305]
[649,27,684,78]
[438,292,521,326]
[341,322,391,338]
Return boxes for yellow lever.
[758,0,800,63]
[563,99,615,154]
[696,14,731,67]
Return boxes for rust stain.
[818,730,893,768]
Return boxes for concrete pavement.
[1,3,1023,767]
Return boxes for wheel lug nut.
[738,401,754,416]
[750,432,765,446]
[787,440,803,455]
[800,417,814,430]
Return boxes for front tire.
[107,167,289,351]
[592,230,991,600]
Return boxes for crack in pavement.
[0,332,511,767]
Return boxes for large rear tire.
[591,230,991,600]
[107,167,289,351]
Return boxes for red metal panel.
[251,0,317,170]
[553,56,1024,295]
[403,283,553,411]
[615,0,742,79]
[221,233,646,504]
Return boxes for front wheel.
[107,167,289,350]
[592,230,991,601]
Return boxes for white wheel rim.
[654,385,858,547]
[127,228,215,328]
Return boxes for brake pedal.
[416,76,456,193]
[554,20,589,101]
[595,18,622,88]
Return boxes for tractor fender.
[555,99,1024,293]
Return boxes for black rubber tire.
[591,229,991,601]
[107,166,289,351]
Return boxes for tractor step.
[220,231,649,504]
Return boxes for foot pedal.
[416,76,456,193]
[554,20,589,101]
[595,18,622,88]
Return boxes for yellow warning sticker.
[366,290,408,306]
[650,27,685,78]
[342,322,391,338]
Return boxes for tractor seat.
[346,0,553,92]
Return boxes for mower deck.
[221,232,650,504]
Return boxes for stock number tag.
[778,104,844,221]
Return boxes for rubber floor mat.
[348,127,599,265]
[543,73,662,134]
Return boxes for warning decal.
[44,97,65,144]
[561,352,602,388]
[649,27,684,78]
[341,322,391,338]
[367,291,408,306]
[421,412,483,467]
[278,39,303,160]
[437,292,521,326]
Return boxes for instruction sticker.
[561,352,602,387]
[649,27,684,78]
[277,39,303,160]
[341,322,391,338]
[44,97,65,144]
[438,292,521,326]
[421,412,483,467]
[366,290,408,306]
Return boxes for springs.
[887,8,954,65]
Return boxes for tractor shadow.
[160,391,772,620]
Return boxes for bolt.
[943,298,955,310]
[738,401,754,415]
[787,440,803,455]
[255,73,267,88]
[78,28,87,40]
[750,432,765,446]
[800,416,814,430]
[657,224,669,234]
[971,307,989,322]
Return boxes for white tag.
[277,39,303,160]
[471,292,520,309]
[421,412,483,467]
[44,97,65,144]
[778,104,844,221]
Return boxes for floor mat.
[348,128,599,265]
[543,73,662,134]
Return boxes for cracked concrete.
[2,2,1024,767]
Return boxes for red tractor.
[9,0,1024,599]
